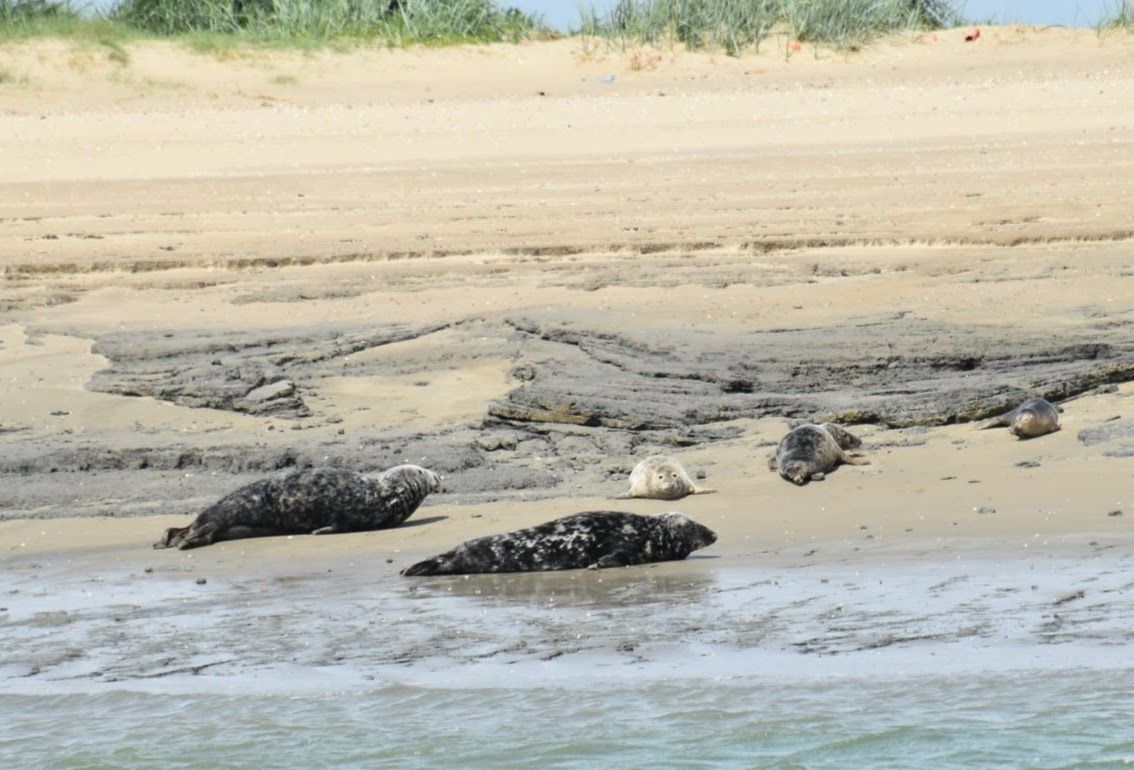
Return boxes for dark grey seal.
[769,422,870,485]
[978,397,1061,438]
[155,464,441,550]
[401,510,717,576]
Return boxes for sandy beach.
[1,27,1133,688]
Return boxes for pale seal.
[615,455,715,500]
[978,397,1061,438]
[401,510,717,576]
[155,464,441,550]
[769,422,870,485]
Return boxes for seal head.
[770,422,870,485]
[156,464,441,550]
[616,455,715,500]
[401,510,717,576]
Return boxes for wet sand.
[1,28,1133,687]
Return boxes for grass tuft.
[581,0,964,55]
[1099,0,1134,29]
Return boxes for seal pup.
[978,397,1061,439]
[769,422,870,485]
[401,511,717,576]
[614,455,716,500]
[155,464,441,550]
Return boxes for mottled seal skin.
[614,455,716,500]
[769,423,870,485]
[401,511,717,576]
[978,397,1061,439]
[155,464,441,550]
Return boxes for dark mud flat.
[2,539,1132,691]
[2,303,1131,519]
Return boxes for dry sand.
[1,28,1132,682]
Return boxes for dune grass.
[580,0,964,55]
[0,0,541,47]
[1099,0,1134,29]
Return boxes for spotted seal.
[615,455,716,500]
[401,510,717,575]
[769,422,870,485]
[155,464,441,550]
[978,397,1061,438]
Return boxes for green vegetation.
[0,0,541,47]
[580,0,963,55]
[1100,0,1134,29]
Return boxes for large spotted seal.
[615,455,716,500]
[769,422,870,485]
[401,510,717,576]
[978,397,1061,438]
[155,464,440,550]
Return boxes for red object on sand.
[964,26,981,42]
[790,40,802,51]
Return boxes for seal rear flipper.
[976,415,1010,430]
[401,557,445,577]
[176,522,222,550]
[154,526,190,550]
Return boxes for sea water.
[2,544,1132,769]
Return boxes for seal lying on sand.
[155,464,441,550]
[615,455,715,500]
[401,511,717,576]
[978,397,1061,438]
[769,423,870,485]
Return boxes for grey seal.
[615,455,716,500]
[769,422,870,485]
[155,464,441,550]
[978,397,1061,438]
[401,510,717,576]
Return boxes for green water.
[3,673,1134,769]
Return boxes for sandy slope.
[1,28,1132,574]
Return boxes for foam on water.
[2,539,1132,767]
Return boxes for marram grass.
[581,0,964,54]
[0,0,540,46]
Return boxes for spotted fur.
[155,464,440,550]
[769,422,869,485]
[401,510,717,576]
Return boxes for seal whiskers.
[614,455,715,500]
[155,464,441,550]
[402,511,717,576]
[770,422,870,486]
[977,397,1061,439]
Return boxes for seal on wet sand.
[401,510,717,576]
[978,397,1061,438]
[615,455,716,500]
[155,464,441,550]
[769,423,870,485]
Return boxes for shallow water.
[4,672,1134,770]
[2,542,1133,768]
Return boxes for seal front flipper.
[766,454,777,471]
[311,526,339,535]
[842,454,871,466]
[588,548,639,570]
[692,486,717,495]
